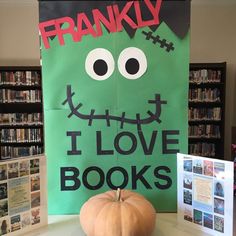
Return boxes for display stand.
[21,214,213,236]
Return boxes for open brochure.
[177,153,233,236]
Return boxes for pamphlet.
[177,153,233,236]
[0,155,47,235]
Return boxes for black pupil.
[125,58,140,75]
[93,59,108,76]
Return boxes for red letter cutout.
[93,6,116,37]
[113,2,137,32]
[134,0,161,28]
[39,20,57,49]
[55,17,78,46]
[77,13,97,41]
[144,0,162,26]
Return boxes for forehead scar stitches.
[142,31,175,52]
[62,85,167,130]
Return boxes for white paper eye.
[118,47,147,80]
[85,48,115,81]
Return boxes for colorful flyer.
[0,155,47,235]
[177,153,234,236]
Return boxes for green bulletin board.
[39,0,190,214]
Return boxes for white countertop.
[23,214,212,236]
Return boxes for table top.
[23,213,212,236]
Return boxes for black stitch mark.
[120,112,126,129]
[88,109,95,126]
[136,113,141,131]
[62,91,75,105]
[148,94,167,123]
[62,85,167,130]
[105,109,110,127]
[142,31,175,52]
[68,103,82,118]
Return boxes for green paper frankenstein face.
[39,0,190,214]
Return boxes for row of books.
[189,143,216,157]
[1,128,42,143]
[189,125,221,138]
[189,69,221,84]
[0,113,43,125]
[0,89,41,103]
[0,71,41,86]
[189,88,221,102]
[189,107,221,121]
[0,146,43,160]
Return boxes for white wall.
[191,2,236,160]
[0,1,39,66]
[0,1,235,160]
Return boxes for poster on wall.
[0,155,47,235]
[39,0,190,214]
[177,153,234,236]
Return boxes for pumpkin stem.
[116,188,122,202]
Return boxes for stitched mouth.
[62,85,167,130]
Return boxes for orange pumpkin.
[80,189,156,236]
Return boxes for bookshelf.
[0,66,44,160]
[188,62,226,159]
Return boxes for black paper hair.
[39,0,190,39]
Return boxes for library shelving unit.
[0,66,44,160]
[188,62,226,159]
